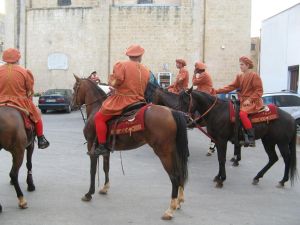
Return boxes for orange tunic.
[100,61,150,115]
[192,71,216,95]
[168,67,189,94]
[0,64,41,122]
[216,72,264,113]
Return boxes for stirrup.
[37,135,50,149]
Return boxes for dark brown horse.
[0,107,36,210]
[72,76,189,220]
[179,88,297,188]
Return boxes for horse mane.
[83,78,107,99]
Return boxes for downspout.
[202,0,206,62]
[24,3,27,67]
[16,0,21,49]
[107,1,113,79]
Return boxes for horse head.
[178,86,193,113]
[72,74,86,109]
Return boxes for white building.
[260,3,300,93]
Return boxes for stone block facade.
[5,0,251,92]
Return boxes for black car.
[38,89,73,113]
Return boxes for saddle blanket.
[0,103,34,130]
[229,102,279,124]
[109,104,151,135]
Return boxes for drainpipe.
[24,2,27,67]
[107,1,112,79]
[16,0,21,49]
[202,0,206,62]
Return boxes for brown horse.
[72,76,189,220]
[0,107,36,210]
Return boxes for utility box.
[157,72,172,88]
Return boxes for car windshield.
[44,89,69,96]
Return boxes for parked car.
[262,91,300,128]
[38,89,73,113]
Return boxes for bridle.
[186,91,218,142]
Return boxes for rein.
[188,93,218,142]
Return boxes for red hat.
[239,56,253,69]
[125,45,145,57]
[176,59,186,67]
[195,61,206,70]
[2,48,21,63]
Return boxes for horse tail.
[289,125,298,185]
[171,110,189,184]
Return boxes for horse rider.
[167,59,189,94]
[0,48,50,149]
[215,56,263,147]
[88,71,101,84]
[192,61,217,155]
[93,44,150,156]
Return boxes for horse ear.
[73,73,80,81]
[186,86,193,94]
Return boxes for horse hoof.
[99,189,108,195]
[230,157,235,162]
[18,201,28,209]
[81,194,92,202]
[27,185,36,192]
[0,204,2,213]
[276,182,284,188]
[215,182,223,188]
[232,161,239,167]
[252,179,259,185]
[206,152,212,156]
[213,176,219,182]
[161,213,173,220]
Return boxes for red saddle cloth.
[108,104,151,135]
[0,104,34,130]
[229,102,279,124]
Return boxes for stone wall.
[6,0,251,92]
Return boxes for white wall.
[260,4,300,93]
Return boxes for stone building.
[5,0,251,92]
[0,13,4,59]
[250,37,260,73]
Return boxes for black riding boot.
[94,144,110,157]
[246,128,256,147]
[37,135,50,149]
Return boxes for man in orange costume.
[0,48,49,149]
[93,44,150,156]
[216,56,263,147]
[192,61,216,155]
[167,59,189,94]
[192,61,215,95]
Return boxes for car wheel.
[66,105,71,113]
[41,109,47,114]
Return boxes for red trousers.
[35,119,44,137]
[239,110,252,129]
[94,111,113,144]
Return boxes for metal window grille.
[137,0,153,4]
[58,0,71,6]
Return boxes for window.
[262,96,274,105]
[251,43,256,51]
[137,0,153,4]
[274,95,300,107]
[58,0,71,6]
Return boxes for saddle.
[107,102,150,137]
[229,101,279,124]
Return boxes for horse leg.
[10,152,27,209]
[0,203,2,213]
[276,143,290,188]
[26,143,35,192]
[82,156,98,201]
[253,140,278,185]
[156,147,181,220]
[99,154,110,194]
[214,140,227,188]
[231,144,241,167]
